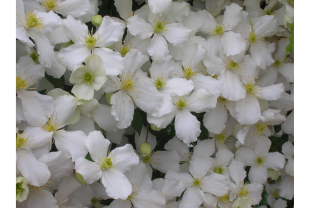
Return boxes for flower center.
[256,156,265,166]
[213,24,224,35]
[44,120,57,132]
[41,0,58,11]
[16,133,31,149]
[155,77,166,90]
[255,123,267,135]
[248,32,257,43]
[142,155,152,164]
[265,10,273,15]
[153,19,167,33]
[30,51,40,64]
[239,186,249,197]
[274,59,282,67]
[218,194,230,202]
[26,11,44,29]
[122,79,135,91]
[176,98,187,110]
[273,190,280,198]
[215,133,227,144]
[192,178,201,187]
[218,97,227,103]
[120,45,130,57]
[245,82,256,94]
[101,157,113,170]
[84,33,99,49]
[16,76,30,90]
[214,166,225,175]
[84,72,94,84]
[183,66,195,79]
[227,59,238,70]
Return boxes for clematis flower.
[75,131,139,200]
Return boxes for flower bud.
[267,169,280,181]
[150,123,161,131]
[105,93,114,105]
[140,142,152,157]
[91,15,103,27]
[73,169,87,185]
[16,177,29,202]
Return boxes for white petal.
[228,160,246,186]
[220,31,247,56]
[93,48,124,76]
[75,157,102,184]
[101,169,132,200]
[111,91,134,129]
[249,165,267,184]
[218,71,246,101]
[55,175,81,204]
[56,0,90,17]
[127,15,154,39]
[187,89,217,113]
[278,175,294,200]
[203,102,227,134]
[203,54,226,76]
[147,110,177,129]
[283,111,294,135]
[72,82,94,100]
[132,189,166,208]
[17,150,50,187]
[63,15,88,44]
[165,170,193,189]
[123,49,149,76]
[192,74,223,97]
[17,90,53,127]
[147,34,169,63]
[258,66,278,87]
[256,83,284,100]
[235,94,260,125]
[235,147,256,166]
[222,3,242,31]
[31,33,54,68]
[27,189,58,208]
[59,44,90,71]
[164,137,189,161]
[250,42,274,70]
[135,127,157,152]
[23,126,53,149]
[161,22,192,46]
[253,15,277,37]
[148,0,172,14]
[38,151,74,181]
[86,131,110,163]
[54,130,88,162]
[110,200,131,208]
[247,183,263,205]
[265,152,285,171]
[110,144,139,173]
[193,139,215,157]
[175,110,201,143]
[164,78,194,97]
[114,0,133,20]
[180,187,204,208]
[198,10,217,34]
[215,149,234,167]
[96,16,125,47]
[151,93,173,117]
[278,63,294,82]
[189,156,210,178]
[201,174,228,196]
[52,95,77,129]
[92,104,118,131]
[151,150,180,173]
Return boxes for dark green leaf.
[286,22,294,56]
[198,123,209,140]
[131,110,144,135]
[45,73,65,89]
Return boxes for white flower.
[70,53,107,100]
[75,131,139,200]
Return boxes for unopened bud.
[73,169,87,185]
[140,142,152,157]
[267,169,280,180]
[91,15,103,27]
[150,123,161,131]
[105,93,114,105]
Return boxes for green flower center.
[245,82,256,94]
[214,24,224,35]
[214,166,225,175]
[215,133,227,144]
[218,97,227,103]
[84,72,94,84]
[153,19,167,33]
[183,66,195,79]
[42,0,58,11]
[176,98,187,110]
[192,178,201,187]
[273,190,280,198]
[101,157,113,170]
[155,77,166,90]
[265,10,273,15]
[274,59,282,67]
[16,133,30,149]
[255,123,267,135]
[16,182,23,194]
[248,32,257,43]
[228,60,238,70]
[256,157,265,165]
[43,120,57,132]
[120,45,130,57]
[26,11,44,29]
[218,194,230,202]
[239,186,249,197]
[142,155,152,164]
[30,51,40,64]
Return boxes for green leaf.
[131,110,144,135]
[274,125,282,134]
[198,123,209,140]
[45,73,65,89]
[85,153,94,162]
[286,22,294,57]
